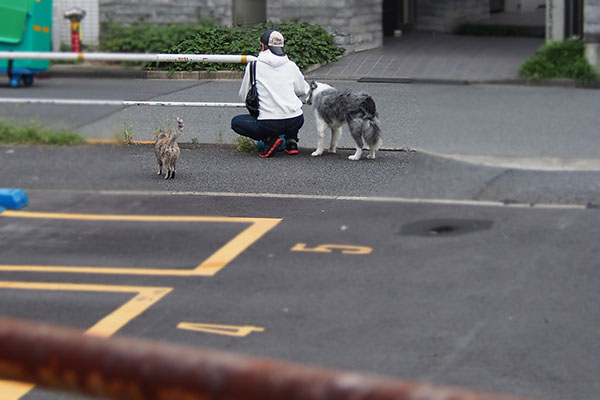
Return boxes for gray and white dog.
[305,81,382,160]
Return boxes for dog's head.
[304,80,320,105]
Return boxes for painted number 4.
[291,243,372,255]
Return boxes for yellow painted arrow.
[177,322,264,337]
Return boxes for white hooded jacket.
[239,50,309,120]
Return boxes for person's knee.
[231,115,243,133]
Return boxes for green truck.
[0,0,52,88]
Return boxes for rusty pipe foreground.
[0,316,532,400]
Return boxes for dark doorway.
[490,0,504,13]
[382,0,415,36]
[565,0,584,38]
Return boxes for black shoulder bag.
[245,61,259,118]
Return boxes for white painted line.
[0,98,245,108]
[33,188,587,210]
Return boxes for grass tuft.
[519,39,599,85]
[234,136,258,153]
[0,120,85,145]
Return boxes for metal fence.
[0,316,532,400]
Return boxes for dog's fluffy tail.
[360,96,382,148]
[362,114,382,148]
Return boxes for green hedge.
[100,22,210,53]
[519,39,599,84]
[100,22,345,72]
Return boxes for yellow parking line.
[0,211,281,276]
[85,138,154,145]
[0,281,172,399]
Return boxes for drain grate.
[399,218,493,237]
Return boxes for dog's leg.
[348,119,364,161]
[329,126,342,153]
[367,137,382,159]
[157,160,163,176]
[311,118,328,157]
[349,147,363,161]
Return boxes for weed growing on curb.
[234,136,258,153]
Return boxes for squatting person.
[231,30,310,158]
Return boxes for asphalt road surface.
[1,76,599,400]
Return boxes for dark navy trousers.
[231,114,304,142]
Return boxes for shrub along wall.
[100,22,345,72]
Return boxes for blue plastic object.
[0,0,53,88]
[278,135,287,151]
[257,136,286,152]
[0,188,29,210]
[0,206,5,213]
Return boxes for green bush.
[519,39,599,84]
[100,22,344,72]
[100,22,211,53]
[0,121,84,145]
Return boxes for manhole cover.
[399,218,493,237]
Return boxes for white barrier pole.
[0,52,256,64]
[0,97,245,107]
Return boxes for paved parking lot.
[1,187,599,400]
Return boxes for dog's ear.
[310,81,318,90]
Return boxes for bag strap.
[249,61,256,86]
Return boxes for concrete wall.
[505,0,545,12]
[417,0,489,32]
[546,0,566,41]
[96,0,381,53]
[98,0,232,27]
[585,0,600,71]
[267,0,383,52]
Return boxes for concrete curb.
[147,70,243,80]
[40,64,147,79]
[38,64,600,89]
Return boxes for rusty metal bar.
[0,316,533,400]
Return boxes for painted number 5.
[291,243,373,255]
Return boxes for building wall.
[267,0,383,52]
[505,0,545,12]
[417,0,489,32]
[98,0,232,27]
[585,0,600,41]
[585,0,600,71]
[97,0,382,53]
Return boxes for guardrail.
[0,51,249,104]
[0,316,532,400]
[0,97,245,108]
[0,51,257,64]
